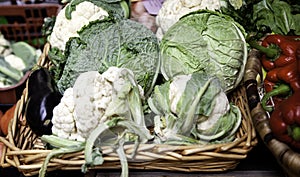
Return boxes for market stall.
[0,0,299,177]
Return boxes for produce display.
[233,0,300,176]
[220,0,300,153]
[1,0,300,177]
[0,34,40,87]
[9,0,249,176]
[248,34,300,151]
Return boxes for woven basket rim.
[0,43,257,176]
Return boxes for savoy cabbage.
[54,18,160,97]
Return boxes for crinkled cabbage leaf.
[160,10,247,93]
[56,18,160,97]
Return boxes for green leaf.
[253,0,300,35]
[58,19,160,96]
[160,10,247,93]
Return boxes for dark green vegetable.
[53,18,160,97]
[221,0,300,35]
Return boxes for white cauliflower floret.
[73,71,112,139]
[51,67,145,141]
[49,1,109,51]
[51,88,81,141]
[4,54,26,71]
[156,0,221,40]
[0,33,12,57]
[197,91,230,130]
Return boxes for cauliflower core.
[49,1,109,51]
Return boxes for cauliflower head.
[156,0,221,40]
[49,1,109,51]
[51,88,78,140]
[51,67,145,141]
[0,33,12,57]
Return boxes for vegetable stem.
[247,38,279,59]
[291,126,300,141]
[116,139,128,177]
[261,83,291,112]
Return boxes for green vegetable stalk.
[39,135,86,177]
[0,57,23,82]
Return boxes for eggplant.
[25,67,62,136]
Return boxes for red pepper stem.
[248,40,279,59]
[261,84,291,112]
[291,126,300,142]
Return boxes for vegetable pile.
[238,0,300,151]
[2,0,275,177]
[0,34,40,87]
[249,34,300,151]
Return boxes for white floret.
[51,88,78,140]
[49,1,109,51]
[156,0,221,40]
[197,91,230,130]
[0,33,12,57]
[73,71,113,140]
[4,54,26,71]
[51,68,144,141]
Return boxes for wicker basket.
[0,43,257,176]
[244,49,300,177]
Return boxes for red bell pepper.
[269,90,300,150]
[248,34,300,112]
[260,35,300,93]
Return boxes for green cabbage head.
[160,10,247,93]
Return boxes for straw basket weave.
[0,43,257,176]
[244,49,300,177]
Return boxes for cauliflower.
[51,88,78,140]
[51,67,147,141]
[155,0,221,40]
[148,73,241,144]
[48,0,131,51]
[49,1,109,51]
[4,54,26,71]
[0,33,12,57]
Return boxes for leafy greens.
[148,73,242,144]
[160,10,248,93]
[221,0,300,35]
[53,18,160,97]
